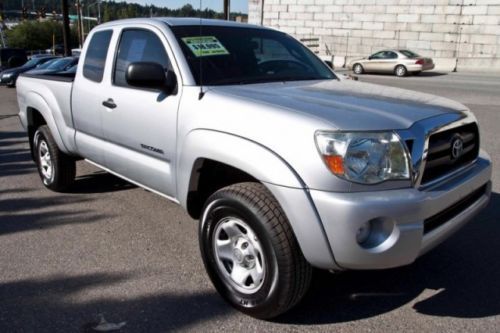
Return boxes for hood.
[212,79,467,131]
[1,68,17,75]
[2,65,33,75]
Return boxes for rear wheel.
[353,63,364,74]
[395,65,407,77]
[33,125,76,191]
[199,182,312,319]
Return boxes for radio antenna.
[198,0,205,100]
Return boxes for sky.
[126,0,248,13]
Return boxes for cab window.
[113,29,171,88]
[83,30,113,82]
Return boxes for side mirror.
[368,56,373,60]
[126,62,177,94]
[324,60,333,69]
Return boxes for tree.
[6,21,78,51]
[179,4,196,17]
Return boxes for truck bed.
[20,72,76,82]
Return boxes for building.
[248,0,500,71]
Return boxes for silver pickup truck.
[16,18,492,318]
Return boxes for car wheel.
[353,63,364,74]
[395,65,407,77]
[200,182,312,319]
[34,125,76,191]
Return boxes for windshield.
[23,57,52,68]
[46,58,74,70]
[399,50,420,58]
[22,58,40,67]
[171,25,336,85]
[37,58,59,69]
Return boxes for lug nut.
[242,242,249,249]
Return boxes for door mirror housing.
[126,62,177,94]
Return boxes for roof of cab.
[97,17,269,30]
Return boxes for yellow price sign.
[182,36,230,57]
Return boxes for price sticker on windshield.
[182,36,229,57]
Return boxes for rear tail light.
[415,59,424,65]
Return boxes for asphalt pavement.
[0,71,499,332]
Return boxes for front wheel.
[33,125,76,191]
[353,63,364,74]
[199,182,312,319]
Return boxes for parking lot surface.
[1,72,499,332]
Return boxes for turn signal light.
[323,155,344,175]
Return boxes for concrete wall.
[248,0,500,71]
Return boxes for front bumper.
[0,76,14,85]
[310,151,491,270]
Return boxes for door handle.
[102,99,117,109]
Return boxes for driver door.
[100,27,181,198]
[364,51,385,72]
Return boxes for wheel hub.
[233,238,257,269]
[233,247,244,263]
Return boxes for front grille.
[421,123,479,184]
[423,184,487,234]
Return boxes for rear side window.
[113,29,170,88]
[83,30,113,82]
[386,51,398,59]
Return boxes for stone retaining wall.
[248,0,500,71]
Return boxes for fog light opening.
[356,221,372,244]
[356,218,396,250]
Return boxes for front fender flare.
[177,129,338,269]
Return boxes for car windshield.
[23,57,52,68]
[37,58,60,69]
[399,50,420,58]
[171,25,336,85]
[22,58,41,67]
[65,64,78,73]
[46,58,74,70]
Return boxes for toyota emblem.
[451,137,464,160]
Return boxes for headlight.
[315,131,411,184]
[2,73,12,78]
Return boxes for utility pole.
[223,0,230,20]
[260,0,264,25]
[76,0,84,47]
[61,0,71,56]
[97,0,101,24]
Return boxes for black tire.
[353,63,364,75]
[33,125,76,191]
[199,182,312,319]
[395,65,407,77]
